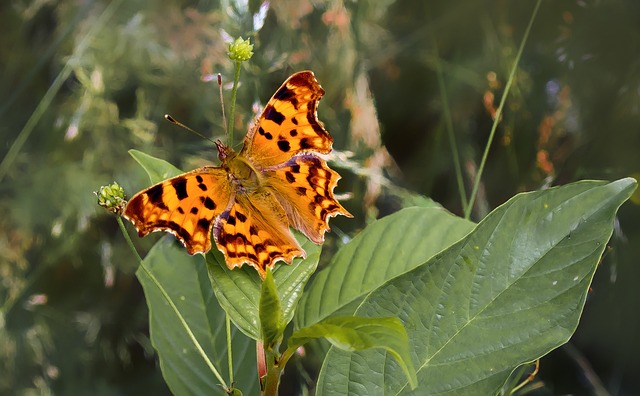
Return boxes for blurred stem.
[227,61,242,145]
[0,0,124,183]
[465,0,542,220]
[432,37,468,214]
[226,314,234,384]
[563,343,610,396]
[117,217,229,391]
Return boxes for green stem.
[465,0,542,220]
[226,60,242,145]
[262,348,281,396]
[226,314,234,385]
[117,217,229,391]
[118,217,143,263]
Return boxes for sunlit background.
[1,0,639,394]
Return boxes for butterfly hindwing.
[265,154,352,244]
[241,71,333,167]
[213,191,304,277]
[123,167,231,255]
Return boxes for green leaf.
[128,149,183,184]
[136,237,258,396]
[260,269,285,347]
[317,178,637,395]
[296,207,475,329]
[207,233,321,340]
[290,316,418,389]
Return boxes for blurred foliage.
[0,0,639,394]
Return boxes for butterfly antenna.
[164,114,216,145]
[218,73,228,137]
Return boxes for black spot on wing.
[277,140,291,152]
[200,196,216,210]
[190,207,199,214]
[274,86,295,101]
[145,184,168,210]
[172,178,188,200]
[274,85,300,108]
[259,127,273,140]
[264,105,285,125]
[296,186,307,196]
[289,129,298,137]
[299,138,313,150]
[285,171,295,183]
[146,184,163,203]
[197,218,210,232]
[236,212,247,222]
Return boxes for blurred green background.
[1,0,639,394]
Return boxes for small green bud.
[96,182,126,214]
[227,37,254,62]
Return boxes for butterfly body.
[124,71,351,278]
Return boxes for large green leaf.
[136,237,258,395]
[317,178,636,395]
[296,207,475,329]
[207,234,321,340]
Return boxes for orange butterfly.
[124,71,352,278]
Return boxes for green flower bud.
[96,182,126,214]
[227,37,254,62]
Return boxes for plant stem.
[227,60,242,145]
[465,0,542,220]
[262,348,281,396]
[226,314,234,384]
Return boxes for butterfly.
[123,71,352,278]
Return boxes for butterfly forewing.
[123,167,232,255]
[241,71,333,167]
